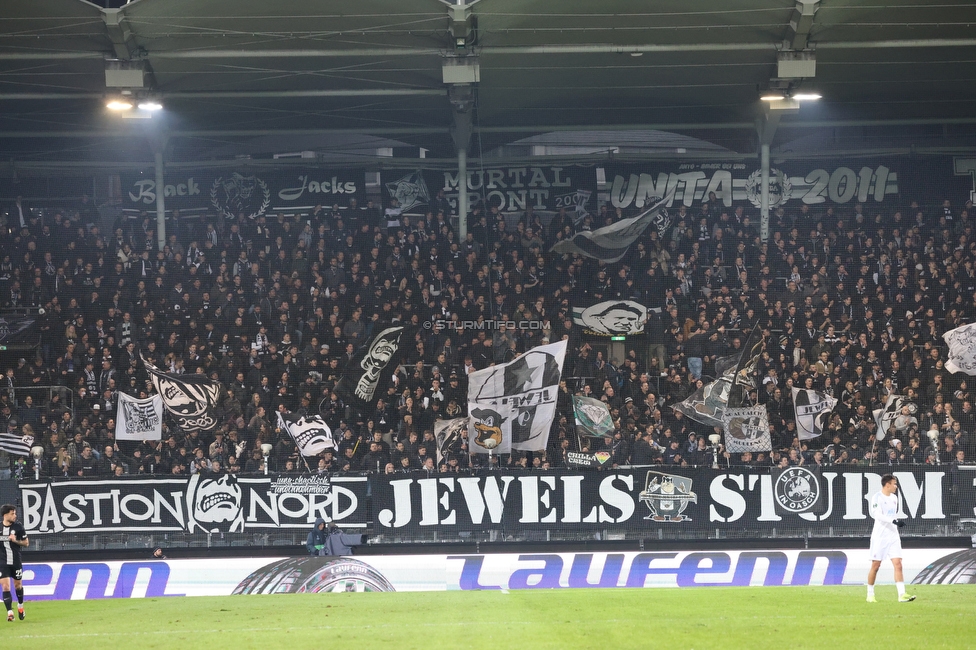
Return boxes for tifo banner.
[144,358,221,433]
[603,161,901,210]
[550,195,671,262]
[371,466,951,534]
[572,396,615,439]
[572,300,648,336]
[122,168,366,215]
[433,165,598,215]
[19,474,368,535]
[116,393,164,441]
[467,340,567,454]
[276,411,337,456]
[19,548,966,599]
[791,388,837,441]
[334,326,411,415]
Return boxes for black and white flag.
[549,194,672,262]
[276,411,337,456]
[144,357,221,432]
[722,405,772,453]
[334,326,410,414]
[944,323,976,375]
[727,325,763,408]
[572,300,648,336]
[467,340,567,454]
[791,388,837,441]
[434,417,468,464]
[0,431,33,456]
[673,371,733,429]
[116,393,164,441]
[872,393,916,441]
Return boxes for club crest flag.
[335,326,410,414]
[872,393,916,441]
[277,411,337,456]
[550,194,672,262]
[573,395,615,438]
[434,417,468,464]
[944,323,976,375]
[572,300,647,336]
[143,356,221,432]
[722,405,772,453]
[116,393,163,441]
[790,388,837,441]
[467,340,567,454]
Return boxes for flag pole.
[869,436,877,466]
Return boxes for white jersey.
[869,491,901,539]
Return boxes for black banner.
[421,165,597,215]
[371,466,953,535]
[121,168,366,215]
[20,474,368,535]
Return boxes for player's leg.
[891,558,915,602]
[866,559,881,602]
[13,572,23,620]
[1,575,11,621]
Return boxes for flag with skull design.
[143,356,222,433]
[334,326,411,415]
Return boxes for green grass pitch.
[7,586,974,649]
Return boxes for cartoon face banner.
[143,357,221,432]
[722,405,772,454]
[20,475,369,535]
[277,411,337,457]
[467,340,567,454]
[672,371,733,429]
[572,300,647,336]
[334,326,409,414]
[116,393,164,441]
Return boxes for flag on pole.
[143,356,221,432]
[434,417,468,464]
[276,411,338,457]
[790,388,837,441]
[334,325,410,414]
[722,405,772,453]
[116,393,164,441]
[872,393,917,441]
[672,371,733,429]
[0,431,33,456]
[467,340,567,454]
[944,322,976,374]
[573,395,615,438]
[550,194,672,262]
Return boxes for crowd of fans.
[0,187,974,480]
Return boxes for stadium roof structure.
[2,0,976,167]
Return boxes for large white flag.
[116,393,164,441]
[467,340,567,454]
[944,323,976,374]
[791,387,837,441]
[722,405,772,453]
[276,411,337,456]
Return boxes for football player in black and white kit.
[0,505,28,621]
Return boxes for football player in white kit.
[866,474,915,602]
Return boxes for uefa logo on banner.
[773,467,821,513]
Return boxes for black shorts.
[0,564,22,581]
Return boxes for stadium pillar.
[458,147,468,239]
[760,143,769,241]
[154,150,166,251]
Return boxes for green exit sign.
[610,336,625,341]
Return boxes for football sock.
[1,592,10,613]
[14,588,22,604]
[866,584,875,597]
[896,582,906,597]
